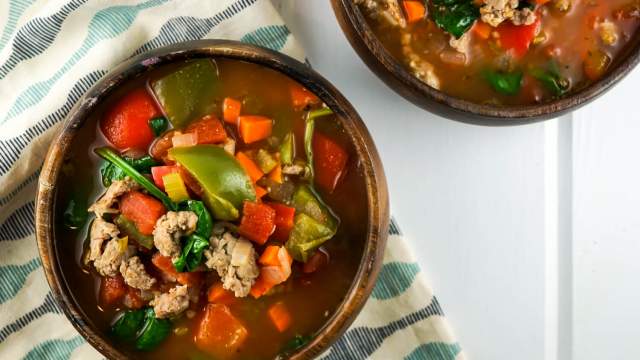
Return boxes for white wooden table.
[275,1,640,359]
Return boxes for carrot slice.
[236,152,264,183]
[259,246,281,266]
[195,304,248,358]
[207,283,236,305]
[268,302,292,332]
[402,1,426,23]
[238,116,272,144]
[120,191,166,235]
[223,97,242,124]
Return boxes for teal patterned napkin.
[0,1,463,358]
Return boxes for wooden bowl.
[35,40,389,359]
[332,0,640,125]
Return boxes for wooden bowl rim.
[35,39,389,360]
[332,0,640,125]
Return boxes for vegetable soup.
[55,58,367,359]
[357,0,640,105]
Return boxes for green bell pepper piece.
[169,145,256,220]
[151,59,221,129]
[135,308,172,351]
[286,213,335,262]
[291,185,338,230]
[114,215,154,249]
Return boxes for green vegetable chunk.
[483,70,523,95]
[430,0,479,38]
[100,156,158,187]
[95,147,176,211]
[63,197,87,230]
[151,59,221,128]
[115,215,154,249]
[291,185,338,230]
[281,334,313,354]
[256,149,278,174]
[179,200,213,238]
[111,309,145,341]
[170,145,256,220]
[135,308,172,351]
[280,132,294,165]
[304,107,334,180]
[530,63,569,97]
[174,234,209,272]
[148,117,169,137]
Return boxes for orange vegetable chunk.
[223,97,242,124]
[290,83,320,111]
[195,304,249,358]
[120,191,166,235]
[402,1,426,23]
[207,283,236,305]
[185,115,227,144]
[259,245,282,266]
[238,201,275,245]
[268,302,292,332]
[236,152,264,183]
[238,116,272,144]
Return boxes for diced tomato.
[268,302,292,332]
[123,286,146,309]
[151,166,180,189]
[313,132,348,193]
[120,191,166,235]
[185,115,227,144]
[195,304,249,358]
[497,17,541,57]
[290,83,320,111]
[149,130,176,163]
[223,97,242,124]
[100,275,127,305]
[207,283,236,305]
[100,88,160,151]
[303,248,329,274]
[267,203,295,241]
[238,201,276,245]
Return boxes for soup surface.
[55,58,367,359]
[358,0,640,105]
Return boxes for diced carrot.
[223,97,242,124]
[100,275,127,306]
[195,304,249,358]
[151,253,203,286]
[268,302,292,332]
[290,83,320,111]
[472,21,492,40]
[250,274,272,298]
[402,1,426,23]
[100,88,159,151]
[238,116,272,144]
[303,248,329,274]
[267,203,295,242]
[238,201,276,245]
[123,286,146,309]
[236,152,264,183]
[151,165,180,190]
[255,185,268,200]
[185,115,227,144]
[313,132,348,193]
[267,164,282,184]
[259,246,282,267]
[120,191,166,235]
[207,283,236,305]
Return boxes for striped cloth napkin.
[0,1,463,359]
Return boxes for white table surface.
[274,2,640,359]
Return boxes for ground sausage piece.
[88,177,140,217]
[204,233,259,298]
[598,21,619,46]
[400,33,441,89]
[511,8,536,26]
[120,256,157,290]
[151,285,189,319]
[282,164,305,176]
[355,0,407,28]
[480,0,537,27]
[153,211,198,260]
[88,217,120,263]
[94,238,129,277]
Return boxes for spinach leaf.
[179,200,213,239]
[100,155,157,187]
[148,117,168,137]
[483,70,523,95]
[95,147,177,211]
[111,309,145,341]
[281,334,313,353]
[430,0,479,38]
[173,234,209,272]
[135,308,172,351]
[63,197,87,230]
[114,215,154,249]
[530,63,569,96]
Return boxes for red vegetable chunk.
[120,191,166,235]
[185,115,227,144]
[100,88,160,150]
[195,304,249,358]
[151,253,203,286]
[99,275,127,306]
[151,165,180,190]
[123,286,146,309]
[238,201,275,245]
[497,17,541,57]
[313,132,348,193]
[303,248,329,274]
[290,83,320,111]
[267,203,296,241]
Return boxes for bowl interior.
[36,40,389,359]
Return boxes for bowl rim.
[35,39,389,360]
[331,0,640,125]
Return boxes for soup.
[357,0,640,105]
[55,58,368,359]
